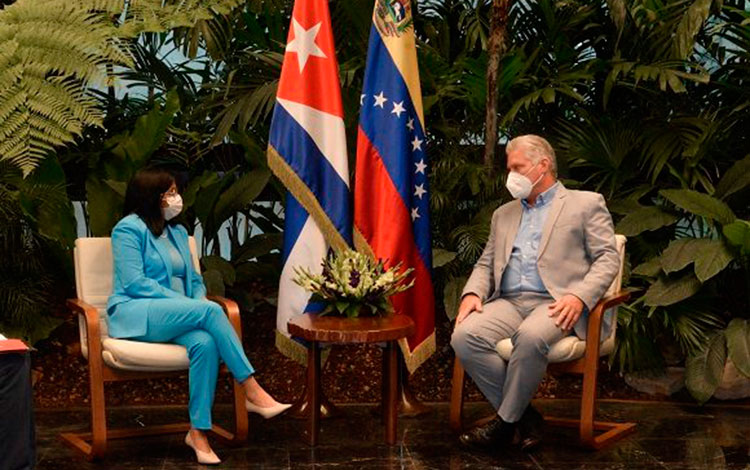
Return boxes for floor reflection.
[35,400,750,469]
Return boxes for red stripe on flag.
[276,0,343,118]
[354,128,435,350]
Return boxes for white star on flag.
[391,101,405,118]
[286,18,327,73]
[406,117,415,131]
[411,136,423,151]
[414,183,426,199]
[360,94,366,105]
[411,207,420,220]
[415,159,426,174]
[373,91,387,108]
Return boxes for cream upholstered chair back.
[601,234,627,342]
[74,236,201,368]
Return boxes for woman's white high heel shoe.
[185,431,221,465]
[245,400,292,419]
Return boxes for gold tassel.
[268,145,349,252]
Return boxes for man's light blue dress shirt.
[500,182,560,296]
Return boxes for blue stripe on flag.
[281,193,309,266]
[358,25,432,270]
[269,104,353,246]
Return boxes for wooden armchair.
[449,234,636,449]
[59,237,248,461]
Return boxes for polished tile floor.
[35,399,750,469]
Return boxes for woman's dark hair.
[123,168,176,237]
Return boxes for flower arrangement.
[293,248,414,318]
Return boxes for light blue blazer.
[106,214,207,338]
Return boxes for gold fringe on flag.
[275,330,331,366]
[355,228,436,373]
[399,332,436,374]
[268,145,349,253]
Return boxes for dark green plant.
[0,0,244,174]
[0,157,75,344]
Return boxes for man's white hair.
[506,134,557,175]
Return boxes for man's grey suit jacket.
[461,184,620,339]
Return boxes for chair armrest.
[585,290,633,346]
[207,295,243,338]
[67,298,103,361]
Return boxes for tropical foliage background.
[0,0,748,402]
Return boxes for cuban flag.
[268,0,351,363]
[354,0,435,373]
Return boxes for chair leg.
[579,354,599,446]
[449,358,466,433]
[60,358,108,460]
[89,355,108,459]
[547,359,637,450]
[231,375,249,443]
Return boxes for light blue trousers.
[128,298,255,430]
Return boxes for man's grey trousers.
[450,292,567,423]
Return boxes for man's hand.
[548,294,584,331]
[456,294,483,325]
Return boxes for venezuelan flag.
[354,0,435,373]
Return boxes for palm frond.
[0,0,243,175]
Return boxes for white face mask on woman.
[505,162,545,200]
[162,194,183,221]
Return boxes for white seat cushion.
[74,237,202,372]
[494,235,626,364]
[496,334,615,363]
[101,338,189,371]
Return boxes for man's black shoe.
[517,405,544,452]
[458,416,516,451]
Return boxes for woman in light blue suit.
[107,169,290,464]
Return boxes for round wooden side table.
[287,314,415,446]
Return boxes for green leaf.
[659,238,733,281]
[344,304,361,318]
[674,0,713,60]
[23,156,76,245]
[201,255,236,286]
[715,154,750,200]
[213,168,271,225]
[723,220,750,255]
[541,87,555,104]
[432,249,457,268]
[685,331,727,404]
[202,269,225,297]
[726,319,750,378]
[108,90,180,166]
[694,240,734,282]
[234,260,280,283]
[632,257,663,277]
[335,301,348,315]
[443,276,468,321]
[659,189,736,225]
[643,273,702,307]
[86,176,123,236]
[104,179,127,198]
[660,238,703,274]
[232,233,283,263]
[183,171,220,207]
[0,316,63,347]
[193,176,227,232]
[615,206,678,236]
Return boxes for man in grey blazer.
[451,134,620,451]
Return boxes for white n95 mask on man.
[505,163,544,200]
